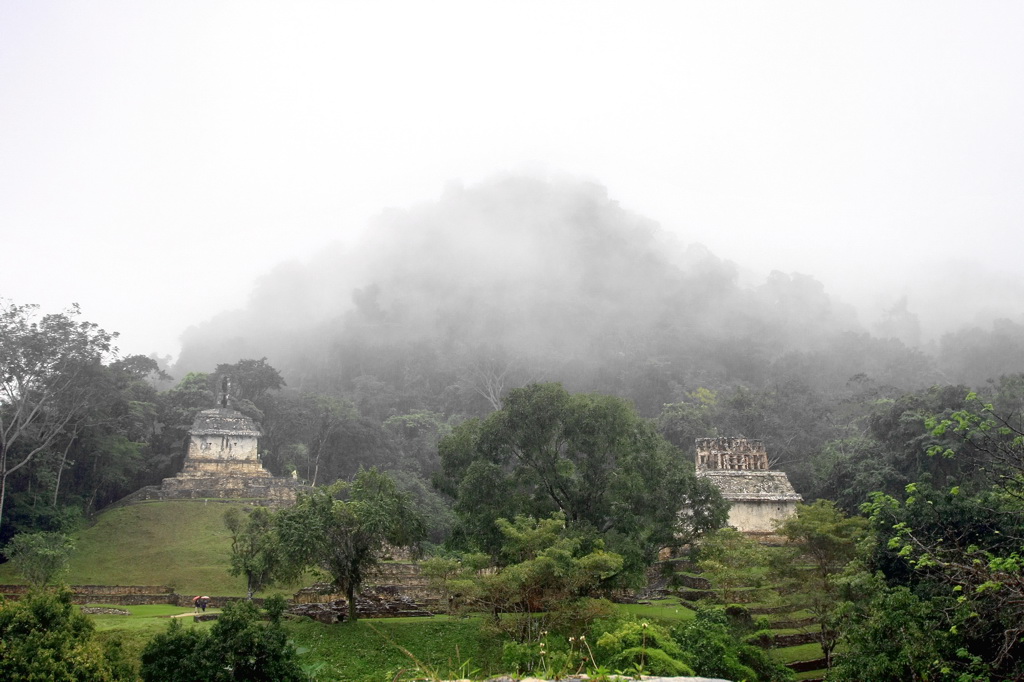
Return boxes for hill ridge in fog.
[171,176,1020,409]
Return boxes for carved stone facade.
[175,407,267,476]
[695,436,770,472]
[695,437,802,534]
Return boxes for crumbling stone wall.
[695,437,770,472]
[0,584,267,607]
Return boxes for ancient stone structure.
[118,379,302,505]
[695,437,802,534]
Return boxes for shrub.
[596,620,695,676]
[141,599,303,681]
[672,608,792,682]
[0,587,133,681]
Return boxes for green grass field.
[0,500,304,596]
[287,616,505,681]
[769,641,823,664]
[86,603,224,674]
[618,596,697,622]
[81,609,504,682]
[87,604,218,632]
[68,501,242,594]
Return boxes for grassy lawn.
[618,596,697,622]
[65,500,250,595]
[768,608,815,623]
[287,616,505,681]
[87,603,223,674]
[771,642,826,682]
[87,604,216,632]
[769,641,823,664]
[79,607,505,681]
[0,501,306,596]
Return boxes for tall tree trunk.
[52,433,76,507]
[311,440,325,487]
[347,583,357,622]
[0,465,7,537]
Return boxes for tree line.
[4,292,1024,678]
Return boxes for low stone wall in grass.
[0,585,265,609]
[1,584,180,605]
[81,607,131,615]
[745,631,818,648]
[788,657,828,673]
[771,616,817,629]
[288,593,434,623]
[294,563,435,604]
[0,584,174,597]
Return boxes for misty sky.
[2,1,1022,359]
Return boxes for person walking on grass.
[192,595,201,613]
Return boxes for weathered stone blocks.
[118,405,303,506]
[695,438,802,534]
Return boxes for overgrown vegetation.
[0,587,136,680]
[3,178,1024,678]
[275,468,426,622]
[140,597,301,682]
[3,530,74,587]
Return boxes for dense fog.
[171,176,1022,423]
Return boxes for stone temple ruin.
[120,378,301,505]
[695,437,802,534]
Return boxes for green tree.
[140,599,302,682]
[43,356,158,512]
[656,387,719,454]
[438,383,727,574]
[276,468,425,621]
[0,302,115,537]
[809,436,903,515]
[383,410,451,476]
[477,514,624,621]
[695,528,779,605]
[854,384,1024,677]
[212,357,285,406]
[4,531,74,587]
[224,507,283,599]
[832,569,986,682]
[153,372,215,468]
[0,587,133,681]
[293,393,357,486]
[22,354,167,517]
[865,483,1024,677]
[775,500,868,669]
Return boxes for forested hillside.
[5,176,1024,678]
[4,177,1024,547]
[167,176,1022,496]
